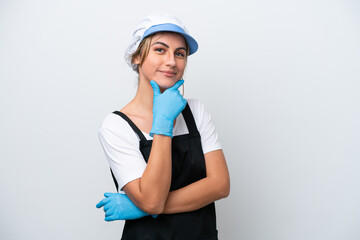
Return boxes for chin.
[158,84,172,93]
[157,79,179,90]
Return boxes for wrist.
[150,114,174,137]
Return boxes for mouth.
[159,70,177,78]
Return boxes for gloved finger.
[104,192,114,197]
[103,203,112,212]
[168,79,184,91]
[150,80,160,96]
[96,197,110,208]
[105,206,116,217]
[105,215,117,222]
[151,214,158,218]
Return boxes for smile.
[159,70,177,77]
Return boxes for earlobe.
[133,55,141,65]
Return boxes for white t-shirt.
[98,99,222,191]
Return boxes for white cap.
[124,13,198,72]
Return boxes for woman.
[96,13,230,240]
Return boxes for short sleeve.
[188,99,222,154]
[98,114,147,191]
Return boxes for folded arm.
[122,134,172,215]
[162,149,230,214]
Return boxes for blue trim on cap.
[143,23,198,55]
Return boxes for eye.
[155,48,165,53]
[175,51,185,58]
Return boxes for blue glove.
[96,193,156,221]
[149,79,187,137]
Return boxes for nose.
[165,52,176,67]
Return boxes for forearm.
[162,175,230,214]
[142,134,172,200]
[125,134,172,214]
[163,150,230,214]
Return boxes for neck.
[130,77,154,117]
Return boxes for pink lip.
[159,70,176,77]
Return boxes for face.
[135,32,187,91]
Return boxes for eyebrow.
[152,41,187,51]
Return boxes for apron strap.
[182,103,200,136]
[112,111,147,141]
[110,168,119,192]
[110,111,147,192]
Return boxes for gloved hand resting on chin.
[150,79,187,138]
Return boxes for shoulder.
[186,98,210,123]
[98,113,139,144]
[186,98,203,107]
[185,98,222,152]
[186,98,206,114]
[100,113,129,133]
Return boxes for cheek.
[177,62,186,76]
[141,59,157,74]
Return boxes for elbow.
[217,177,230,199]
[220,184,230,198]
[138,200,166,215]
[141,204,164,215]
[218,186,230,199]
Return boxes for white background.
[1,0,359,239]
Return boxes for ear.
[133,54,141,65]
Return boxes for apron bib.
[111,104,217,240]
